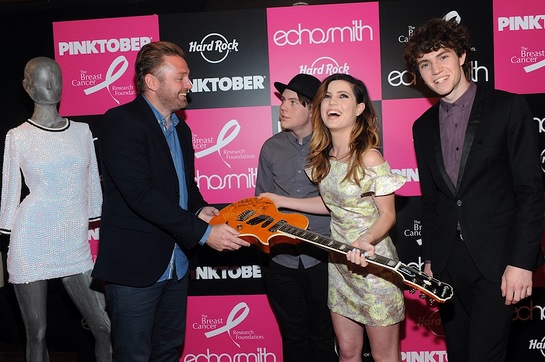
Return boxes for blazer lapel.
[135,96,180,185]
[136,95,175,159]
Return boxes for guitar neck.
[272,221,402,273]
[272,220,454,302]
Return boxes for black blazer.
[92,95,209,287]
[413,85,544,282]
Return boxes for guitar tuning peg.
[428,298,436,307]
[419,292,426,300]
[409,288,416,294]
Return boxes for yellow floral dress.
[317,159,406,326]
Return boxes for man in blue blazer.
[404,18,544,362]
[92,41,249,362]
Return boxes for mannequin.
[0,57,111,361]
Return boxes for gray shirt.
[255,130,330,268]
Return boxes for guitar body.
[210,197,309,253]
[211,196,454,303]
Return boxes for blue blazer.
[92,95,209,287]
[412,85,544,282]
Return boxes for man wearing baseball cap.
[255,74,336,362]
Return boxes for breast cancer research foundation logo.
[195,302,265,349]
[80,55,134,104]
[184,299,279,362]
[512,46,545,73]
[194,119,241,168]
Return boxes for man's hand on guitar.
[346,240,375,267]
[206,224,250,252]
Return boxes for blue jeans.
[105,274,188,362]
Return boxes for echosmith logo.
[188,33,239,64]
[273,20,374,46]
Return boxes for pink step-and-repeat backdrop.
[52,0,545,360]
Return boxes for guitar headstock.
[396,264,453,303]
[409,288,438,306]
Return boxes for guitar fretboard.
[270,219,401,270]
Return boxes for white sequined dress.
[0,119,102,284]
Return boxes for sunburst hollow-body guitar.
[210,197,453,303]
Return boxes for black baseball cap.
[274,74,321,100]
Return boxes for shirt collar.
[142,95,180,129]
[440,82,477,112]
[288,131,312,145]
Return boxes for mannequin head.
[22,57,62,106]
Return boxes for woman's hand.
[346,239,375,267]
[258,192,285,208]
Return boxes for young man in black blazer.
[92,41,249,362]
[404,18,544,362]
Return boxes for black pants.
[261,258,337,362]
[437,237,514,362]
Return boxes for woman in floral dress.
[260,73,405,362]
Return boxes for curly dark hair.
[403,18,472,78]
